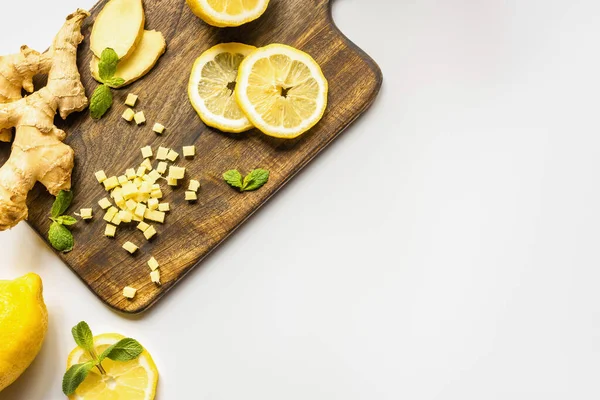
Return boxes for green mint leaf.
[51,190,73,218]
[48,222,74,253]
[57,215,78,226]
[242,169,270,191]
[223,170,243,190]
[71,321,94,353]
[62,361,94,395]
[90,84,113,119]
[99,338,143,362]
[104,77,125,88]
[98,48,120,82]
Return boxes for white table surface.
[2,0,600,399]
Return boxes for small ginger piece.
[105,224,117,237]
[123,286,137,299]
[156,147,169,160]
[185,191,197,201]
[150,270,160,284]
[183,146,195,158]
[103,176,119,190]
[158,202,170,212]
[91,30,167,88]
[147,198,159,210]
[134,111,146,125]
[140,158,152,171]
[188,180,200,192]
[122,241,138,254]
[90,0,144,60]
[0,10,89,231]
[168,166,185,180]
[98,197,112,210]
[143,225,157,240]
[147,256,159,271]
[167,177,178,186]
[80,208,93,220]
[166,149,179,162]
[125,93,138,107]
[122,108,135,122]
[125,168,136,180]
[141,146,153,159]
[144,209,165,223]
[156,161,168,174]
[95,170,107,183]
[134,203,147,218]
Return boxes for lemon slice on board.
[66,333,158,400]
[186,0,270,27]
[188,43,256,133]
[235,44,328,139]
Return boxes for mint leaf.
[104,77,125,88]
[62,361,94,395]
[99,338,143,362]
[48,222,74,253]
[98,48,120,82]
[71,322,94,353]
[51,190,73,218]
[90,84,113,119]
[242,169,269,191]
[223,170,243,190]
[57,215,78,226]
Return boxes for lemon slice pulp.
[67,333,158,400]
[186,0,270,27]
[188,43,256,133]
[235,44,328,139]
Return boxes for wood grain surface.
[11,0,382,313]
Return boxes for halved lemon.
[235,44,328,139]
[66,333,158,400]
[188,43,256,133]
[186,0,270,27]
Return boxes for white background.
[2,0,600,399]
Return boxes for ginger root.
[91,30,166,88]
[0,9,89,231]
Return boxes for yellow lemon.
[0,273,48,392]
[67,333,158,400]
[188,42,256,133]
[235,44,328,139]
[186,0,269,27]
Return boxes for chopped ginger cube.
[167,177,178,186]
[146,170,161,183]
[118,210,133,223]
[136,166,147,178]
[150,189,163,199]
[148,198,159,210]
[150,270,160,284]
[122,241,138,254]
[104,206,118,222]
[103,176,119,190]
[134,203,147,218]
[132,214,142,222]
[168,166,185,180]
[156,161,168,174]
[147,257,159,271]
[98,197,112,210]
[112,191,124,205]
[156,147,169,160]
[133,177,143,186]
[111,213,122,226]
[153,123,165,134]
[139,181,152,194]
[166,149,179,162]
[144,209,165,223]
[125,93,138,107]
[123,286,137,299]
[122,108,135,122]
[158,203,170,212]
[122,182,138,199]
[137,221,150,232]
[151,183,160,190]
[140,158,153,171]
[80,208,93,220]
[188,179,200,192]
[183,146,195,157]
[144,225,157,240]
[95,170,107,183]
[105,224,117,237]
[126,199,137,211]
[125,168,136,180]
[134,111,146,125]
[185,191,198,201]
[117,175,128,185]
[141,146,153,159]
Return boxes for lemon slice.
[235,44,328,139]
[66,333,158,400]
[186,0,269,27]
[188,43,256,133]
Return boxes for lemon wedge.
[186,0,269,27]
[235,44,328,139]
[188,43,256,133]
[66,333,158,400]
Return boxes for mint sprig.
[48,190,77,253]
[62,321,144,396]
[223,169,269,192]
[90,48,124,119]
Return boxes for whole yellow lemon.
[0,273,48,391]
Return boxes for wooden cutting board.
[17,0,382,313]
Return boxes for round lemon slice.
[186,0,269,27]
[66,333,158,400]
[188,43,256,133]
[235,44,328,139]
